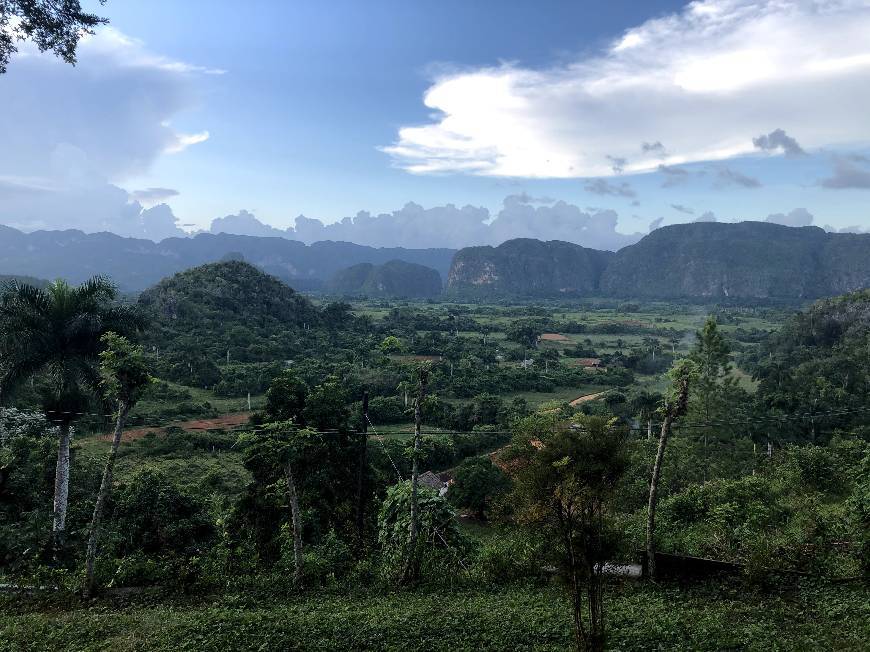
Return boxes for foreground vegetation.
[1,580,866,652]
[1,264,867,650]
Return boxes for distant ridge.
[448,239,612,297]
[0,225,456,292]
[326,260,442,298]
[448,223,870,300]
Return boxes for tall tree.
[507,414,629,652]
[689,316,737,476]
[0,0,108,73]
[264,369,308,424]
[0,278,140,554]
[236,423,324,586]
[84,333,151,598]
[646,359,696,580]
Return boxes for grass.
[1,580,865,651]
[75,433,251,497]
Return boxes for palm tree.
[629,390,664,440]
[0,278,141,554]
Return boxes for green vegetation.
[1,265,867,651]
[2,581,867,651]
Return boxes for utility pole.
[355,391,369,549]
[405,366,429,583]
[247,392,251,411]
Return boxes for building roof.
[418,471,443,490]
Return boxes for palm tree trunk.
[51,422,71,554]
[646,412,672,580]
[84,402,129,598]
[647,418,652,441]
[646,377,690,580]
[285,461,303,587]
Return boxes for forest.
[0,261,867,651]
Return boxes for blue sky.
[1,0,869,247]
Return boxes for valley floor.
[1,580,866,651]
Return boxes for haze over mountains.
[0,225,455,292]
[3,220,870,301]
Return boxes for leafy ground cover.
[0,580,865,652]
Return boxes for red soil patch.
[539,333,570,342]
[100,412,252,442]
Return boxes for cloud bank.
[209,195,646,251]
[384,0,870,177]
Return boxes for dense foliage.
[1,264,868,651]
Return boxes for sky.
[1,0,869,249]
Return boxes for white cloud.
[0,26,212,235]
[385,0,870,178]
[206,195,645,251]
[165,131,211,154]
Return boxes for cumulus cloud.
[210,210,286,238]
[648,217,665,231]
[0,26,211,235]
[752,128,805,157]
[694,211,718,222]
[0,179,186,241]
[671,204,694,215]
[583,179,636,198]
[820,156,870,189]
[384,1,870,178]
[765,207,814,226]
[206,195,645,251]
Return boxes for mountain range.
[448,222,870,300]
[2,221,869,300]
[0,225,455,292]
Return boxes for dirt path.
[99,412,252,442]
[569,391,606,406]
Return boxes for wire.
[15,402,870,440]
[366,414,403,481]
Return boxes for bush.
[469,529,547,585]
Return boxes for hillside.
[0,225,456,291]
[447,238,613,297]
[137,262,327,378]
[447,223,870,300]
[327,260,442,297]
[750,289,870,437]
[600,222,870,299]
